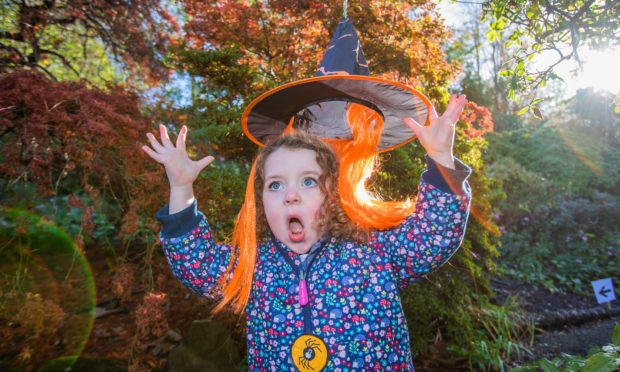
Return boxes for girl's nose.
[284,188,301,204]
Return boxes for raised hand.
[141,125,214,188]
[402,94,467,169]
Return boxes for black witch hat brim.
[241,74,432,152]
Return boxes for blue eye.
[268,181,282,191]
[303,177,318,187]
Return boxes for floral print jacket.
[157,157,472,371]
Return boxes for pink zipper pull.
[298,279,309,306]
[298,270,308,306]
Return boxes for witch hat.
[241,17,432,152]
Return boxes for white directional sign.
[591,278,616,304]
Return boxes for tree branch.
[253,1,273,60]
[0,125,16,141]
[571,0,596,23]
[39,48,94,85]
[0,41,27,62]
[540,0,572,21]
[34,64,58,81]
[0,31,25,42]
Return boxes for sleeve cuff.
[422,155,472,195]
[156,199,203,239]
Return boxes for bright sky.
[435,0,620,96]
[545,49,620,95]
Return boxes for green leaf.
[526,8,533,19]
[509,367,535,372]
[485,29,500,42]
[601,344,620,353]
[515,61,525,72]
[582,352,618,372]
[613,323,620,345]
[510,75,518,90]
[560,352,586,370]
[538,358,560,372]
[517,106,529,115]
[548,72,564,82]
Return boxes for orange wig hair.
[328,104,415,229]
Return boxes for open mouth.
[288,217,305,242]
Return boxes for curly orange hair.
[214,104,416,314]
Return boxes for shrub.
[0,69,169,249]
[485,120,620,293]
[466,297,534,371]
[485,125,620,196]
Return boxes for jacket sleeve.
[156,200,235,301]
[373,156,472,289]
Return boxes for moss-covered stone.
[165,319,242,372]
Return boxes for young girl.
[142,94,471,371]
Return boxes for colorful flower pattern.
[160,180,471,371]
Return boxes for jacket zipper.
[299,270,312,332]
[277,241,325,334]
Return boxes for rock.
[167,329,183,342]
[532,306,620,330]
[165,319,242,372]
[37,356,127,372]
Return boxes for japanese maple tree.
[0,0,178,86]
[0,69,168,242]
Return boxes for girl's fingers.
[442,94,466,124]
[176,125,187,152]
[443,95,457,116]
[141,145,164,163]
[402,117,424,137]
[146,126,213,176]
[454,94,467,111]
[159,125,174,148]
[146,132,166,153]
[197,155,215,171]
[453,95,467,121]
[428,104,439,122]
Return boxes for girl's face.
[262,147,326,254]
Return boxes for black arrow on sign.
[599,286,612,297]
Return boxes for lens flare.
[470,202,501,237]
[432,164,499,236]
[555,127,602,175]
[0,208,96,369]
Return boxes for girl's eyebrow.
[300,170,321,177]
[264,170,321,181]
[263,173,283,182]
